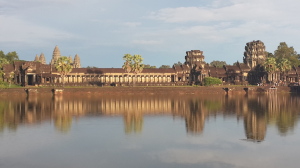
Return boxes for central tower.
[50,45,61,65]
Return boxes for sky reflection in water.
[0,93,300,168]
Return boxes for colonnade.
[41,73,178,85]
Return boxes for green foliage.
[0,81,21,88]
[274,42,300,66]
[0,58,9,82]
[266,52,275,58]
[263,57,277,73]
[132,55,144,73]
[203,77,222,86]
[122,54,133,73]
[0,51,5,59]
[0,58,9,69]
[277,58,291,73]
[55,56,73,85]
[122,54,144,73]
[0,50,19,67]
[4,51,19,63]
[173,61,183,66]
[159,65,171,69]
[210,60,227,68]
[86,66,98,68]
[143,64,157,68]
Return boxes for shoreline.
[0,86,293,96]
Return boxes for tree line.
[0,51,19,86]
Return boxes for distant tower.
[68,56,73,64]
[50,45,61,65]
[73,54,81,68]
[185,50,205,68]
[34,54,39,62]
[243,40,266,69]
[39,53,46,64]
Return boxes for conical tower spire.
[34,54,39,62]
[68,55,73,64]
[73,54,81,68]
[39,53,46,64]
[50,45,61,65]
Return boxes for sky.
[1,0,300,68]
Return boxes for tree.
[131,55,144,73]
[263,57,277,83]
[274,42,300,67]
[203,77,222,86]
[122,54,133,73]
[122,54,144,86]
[86,66,98,68]
[5,51,19,63]
[266,52,275,58]
[0,50,19,64]
[159,65,171,69]
[0,58,9,82]
[143,64,156,68]
[0,58,9,69]
[173,61,183,66]
[277,58,291,81]
[122,54,144,73]
[210,60,227,68]
[0,51,5,59]
[54,56,73,86]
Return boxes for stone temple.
[2,40,300,86]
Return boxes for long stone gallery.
[2,40,300,87]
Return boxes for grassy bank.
[0,85,293,96]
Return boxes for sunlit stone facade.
[243,40,267,69]
[2,41,300,86]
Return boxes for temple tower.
[68,56,73,64]
[243,40,266,69]
[73,54,81,68]
[184,50,205,68]
[50,45,61,65]
[39,53,46,64]
[34,54,39,62]
[184,50,206,85]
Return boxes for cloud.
[149,0,299,25]
[0,15,76,45]
[145,0,300,47]
[131,40,163,45]
[123,22,142,28]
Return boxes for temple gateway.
[2,41,300,87]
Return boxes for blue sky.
[1,0,300,68]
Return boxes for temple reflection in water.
[0,93,299,141]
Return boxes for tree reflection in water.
[0,93,299,141]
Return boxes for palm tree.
[122,54,133,73]
[263,57,277,83]
[277,58,291,82]
[131,55,144,74]
[54,56,73,86]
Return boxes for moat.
[0,93,300,168]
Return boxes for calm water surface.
[0,93,300,168]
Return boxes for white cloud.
[1,0,300,67]
[123,22,142,28]
[150,0,299,25]
[0,15,76,45]
[131,40,163,45]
